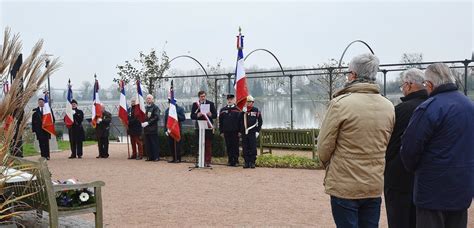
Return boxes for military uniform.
[96,110,112,158]
[219,96,241,166]
[239,96,263,169]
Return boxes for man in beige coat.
[317,53,395,228]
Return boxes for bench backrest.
[3,156,58,213]
[260,129,318,149]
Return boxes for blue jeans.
[330,196,381,228]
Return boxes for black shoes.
[243,162,256,169]
[68,156,76,159]
[168,160,176,163]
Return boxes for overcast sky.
[1,0,473,89]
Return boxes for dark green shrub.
[256,154,321,169]
[155,130,226,157]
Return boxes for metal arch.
[337,40,375,69]
[167,55,209,77]
[244,49,286,76]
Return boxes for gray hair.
[424,63,456,87]
[146,94,154,99]
[348,53,380,82]
[401,68,424,86]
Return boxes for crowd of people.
[317,53,473,228]
[30,90,263,169]
[25,52,473,228]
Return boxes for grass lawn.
[23,140,97,157]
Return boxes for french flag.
[167,80,180,141]
[42,92,56,136]
[91,75,102,128]
[135,80,146,123]
[234,28,249,111]
[118,80,128,126]
[64,80,74,128]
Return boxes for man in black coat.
[164,98,186,163]
[32,97,55,160]
[67,99,85,159]
[384,69,428,228]
[128,98,144,160]
[219,94,241,167]
[191,90,217,167]
[142,94,160,162]
[95,104,112,158]
[239,95,263,169]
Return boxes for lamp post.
[43,53,54,104]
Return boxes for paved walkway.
[15,143,473,227]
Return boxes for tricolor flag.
[135,80,146,122]
[64,79,74,128]
[42,92,56,136]
[166,80,180,142]
[91,75,102,128]
[234,27,249,111]
[118,80,128,126]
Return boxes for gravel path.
[25,143,472,227]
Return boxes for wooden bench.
[259,129,319,159]
[2,156,105,228]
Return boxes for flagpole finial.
[68,78,71,84]
[239,26,242,34]
[94,73,97,79]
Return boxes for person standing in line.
[96,104,112,158]
[219,94,241,167]
[384,68,428,228]
[190,91,217,167]
[400,63,474,228]
[67,99,85,159]
[239,95,263,169]
[164,97,186,163]
[142,94,160,162]
[128,98,144,160]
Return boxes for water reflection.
[255,98,328,129]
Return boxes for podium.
[190,120,212,170]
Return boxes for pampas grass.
[0,27,61,224]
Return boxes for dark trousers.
[144,134,159,161]
[97,137,109,158]
[168,136,181,161]
[384,188,416,228]
[130,135,144,157]
[416,207,467,228]
[69,139,83,157]
[330,196,381,228]
[242,133,257,163]
[38,137,50,158]
[224,132,239,165]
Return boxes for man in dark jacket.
[191,90,217,167]
[128,98,144,160]
[32,97,55,160]
[219,94,241,167]
[95,104,112,158]
[401,63,474,228]
[384,69,428,228]
[239,95,263,169]
[164,98,186,163]
[67,99,85,159]
[142,94,160,162]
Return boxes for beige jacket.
[317,83,395,199]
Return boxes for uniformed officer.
[67,99,85,159]
[239,95,263,169]
[95,104,112,158]
[219,94,241,167]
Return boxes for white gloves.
[141,122,149,128]
[256,132,260,138]
[72,110,76,114]
[242,107,247,112]
[97,118,102,123]
[165,131,169,136]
